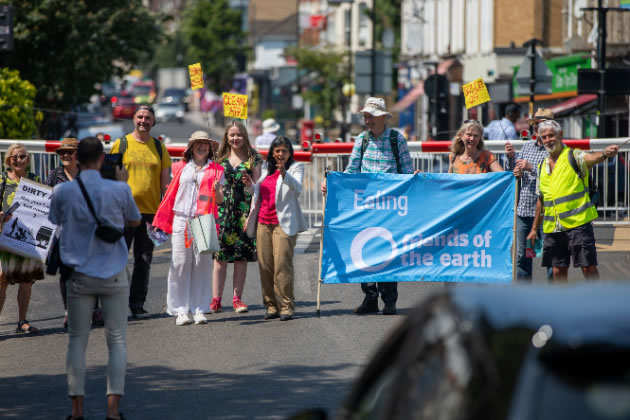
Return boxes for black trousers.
[361,282,398,305]
[124,213,155,310]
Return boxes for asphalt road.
[1,226,629,419]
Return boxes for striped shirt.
[345,128,414,174]
[505,140,548,217]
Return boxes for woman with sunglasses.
[0,143,44,333]
[448,120,504,174]
[245,136,307,321]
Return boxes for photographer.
[49,137,140,420]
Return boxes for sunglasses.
[10,154,28,161]
[57,150,76,156]
[136,105,155,115]
[463,119,480,124]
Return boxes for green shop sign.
[513,54,592,97]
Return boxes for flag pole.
[512,177,520,283]
[316,172,327,318]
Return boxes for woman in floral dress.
[211,120,262,313]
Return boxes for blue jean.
[516,216,552,281]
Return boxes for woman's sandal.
[16,320,39,334]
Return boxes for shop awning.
[550,94,597,115]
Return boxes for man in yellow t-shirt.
[110,105,171,318]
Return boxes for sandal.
[16,320,39,334]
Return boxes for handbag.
[76,176,124,243]
[185,186,219,255]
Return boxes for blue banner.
[321,172,516,284]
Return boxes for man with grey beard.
[527,120,618,281]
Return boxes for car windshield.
[133,86,152,95]
[158,103,179,108]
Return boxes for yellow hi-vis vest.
[539,147,598,233]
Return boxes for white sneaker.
[193,312,208,325]
[175,313,193,326]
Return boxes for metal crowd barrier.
[1,138,628,226]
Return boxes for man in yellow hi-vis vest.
[527,120,619,281]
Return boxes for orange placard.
[462,78,491,109]
[222,92,248,120]
[188,63,204,90]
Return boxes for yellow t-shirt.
[110,134,171,214]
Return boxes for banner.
[321,172,515,284]
[462,78,491,109]
[222,92,248,119]
[188,63,204,90]
[0,178,57,262]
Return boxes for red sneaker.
[210,298,222,313]
[232,297,249,313]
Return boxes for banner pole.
[316,172,327,318]
[512,178,519,283]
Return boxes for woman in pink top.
[245,137,307,321]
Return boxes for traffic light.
[424,74,450,140]
[0,5,13,51]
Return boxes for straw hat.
[527,108,555,125]
[56,137,79,153]
[186,131,219,154]
[358,97,392,118]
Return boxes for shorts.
[542,222,598,268]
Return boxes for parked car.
[112,96,137,120]
[160,87,190,111]
[290,283,630,420]
[155,101,185,124]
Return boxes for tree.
[0,0,163,111]
[180,0,248,93]
[285,46,350,134]
[0,68,39,139]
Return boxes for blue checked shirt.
[505,140,548,217]
[345,128,414,174]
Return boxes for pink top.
[258,171,280,225]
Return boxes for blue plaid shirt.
[505,140,548,217]
[345,128,414,174]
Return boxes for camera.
[101,153,123,180]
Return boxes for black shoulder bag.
[76,177,124,243]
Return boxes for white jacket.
[246,161,308,238]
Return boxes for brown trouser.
[256,223,297,316]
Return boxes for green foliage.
[0,0,164,109]
[286,46,349,125]
[262,109,276,120]
[181,0,248,92]
[0,68,39,139]
[369,0,402,52]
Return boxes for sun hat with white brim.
[358,97,392,118]
[262,118,280,134]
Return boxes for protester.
[527,120,619,281]
[504,109,554,281]
[153,131,224,326]
[246,136,307,321]
[0,144,44,334]
[211,121,262,314]
[322,97,415,315]
[110,105,171,318]
[448,120,504,174]
[483,103,521,140]
[49,137,140,420]
[254,118,280,147]
[45,138,101,330]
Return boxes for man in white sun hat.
[322,97,415,315]
[255,118,280,147]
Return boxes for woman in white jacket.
[245,136,307,321]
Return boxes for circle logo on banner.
[350,227,397,272]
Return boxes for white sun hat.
[358,97,392,118]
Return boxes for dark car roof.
[451,283,630,348]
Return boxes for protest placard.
[0,178,56,262]
[189,63,204,90]
[321,172,515,284]
[462,78,491,109]
[222,92,248,120]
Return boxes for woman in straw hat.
[0,143,45,333]
[153,131,224,326]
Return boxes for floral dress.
[449,150,497,174]
[214,155,262,262]
[0,172,45,284]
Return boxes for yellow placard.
[188,63,204,90]
[222,92,248,120]
[462,78,491,109]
